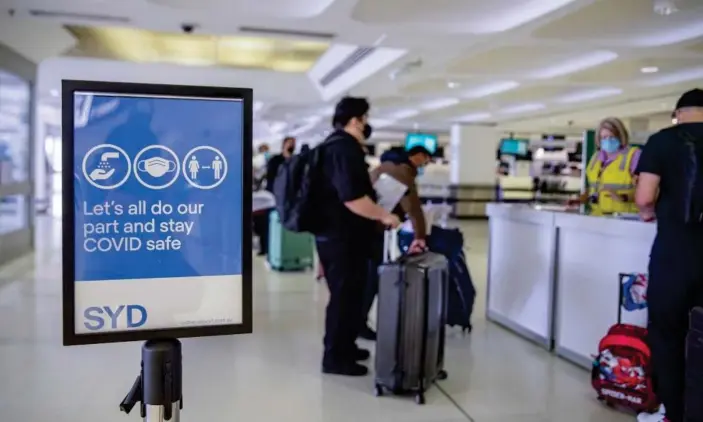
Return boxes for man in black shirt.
[636,88,703,422]
[316,97,400,376]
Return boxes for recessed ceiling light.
[499,103,546,114]
[453,112,492,123]
[641,66,659,73]
[462,81,520,99]
[50,89,59,97]
[447,81,460,89]
[388,109,419,120]
[653,0,678,16]
[419,98,459,111]
[553,88,623,104]
[530,50,618,79]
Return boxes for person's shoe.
[359,326,377,341]
[353,347,370,361]
[322,361,369,377]
[637,405,666,422]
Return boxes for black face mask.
[363,123,373,140]
[286,146,295,154]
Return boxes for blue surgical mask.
[263,152,271,161]
[416,167,425,177]
[600,137,621,153]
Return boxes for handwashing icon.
[89,151,121,181]
[137,157,177,178]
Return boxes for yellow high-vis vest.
[586,147,639,215]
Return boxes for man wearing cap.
[315,96,401,376]
[636,88,703,422]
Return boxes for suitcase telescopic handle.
[383,228,400,263]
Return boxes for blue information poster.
[63,81,252,345]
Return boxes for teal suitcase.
[267,211,315,271]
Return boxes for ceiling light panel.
[461,81,520,99]
[499,103,546,114]
[387,109,419,120]
[351,0,579,34]
[532,0,703,47]
[65,25,329,72]
[530,50,618,79]
[419,98,460,111]
[641,66,703,87]
[400,78,462,96]
[448,46,618,78]
[368,118,396,128]
[553,88,623,104]
[453,112,493,123]
[565,57,703,84]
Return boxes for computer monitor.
[499,138,529,156]
[405,132,438,155]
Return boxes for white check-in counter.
[486,203,656,368]
[486,204,557,349]
[553,211,655,368]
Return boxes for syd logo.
[83,304,148,331]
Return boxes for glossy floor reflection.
[0,218,630,421]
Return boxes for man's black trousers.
[648,235,703,422]
[316,236,370,365]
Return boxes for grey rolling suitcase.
[374,230,449,405]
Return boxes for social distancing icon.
[182,146,228,190]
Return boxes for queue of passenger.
[254,88,703,420]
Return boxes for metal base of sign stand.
[120,339,183,422]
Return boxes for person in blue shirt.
[636,88,703,422]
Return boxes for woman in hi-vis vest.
[576,117,641,215]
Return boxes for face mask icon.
[138,157,177,178]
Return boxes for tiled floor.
[0,218,632,421]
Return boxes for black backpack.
[681,129,703,224]
[272,135,341,233]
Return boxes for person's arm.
[400,186,427,239]
[329,147,397,225]
[634,136,663,220]
[344,196,393,222]
[392,164,427,239]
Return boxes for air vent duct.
[238,26,335,40]
[29,9,130,23]
[318,46,376,88]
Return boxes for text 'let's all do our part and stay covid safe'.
[80,143,228,254]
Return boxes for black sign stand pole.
[120,339,183,422]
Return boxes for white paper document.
[374,173,408,212]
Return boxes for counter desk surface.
[486,203,655,368]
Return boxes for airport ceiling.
[1,0,703,140]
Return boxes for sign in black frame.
[61,80,253,346]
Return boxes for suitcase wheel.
[374,384,384,397]
[597,396,614,408]
[437,370,448,381]
[415,393,425,405]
